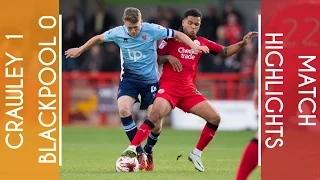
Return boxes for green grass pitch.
[60,127,260,180]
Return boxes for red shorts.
[156,83,206,112]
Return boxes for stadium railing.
[62,72,253,126]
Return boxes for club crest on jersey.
[142,34,147,41]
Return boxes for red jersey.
[157,37,223,88]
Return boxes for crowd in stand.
[62,2,259,77]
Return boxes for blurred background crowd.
[62,0,259,75]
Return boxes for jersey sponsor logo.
[158,89,165,94]
[178,47,198,60]
[127,49,146,62]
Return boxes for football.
[115,156,139,172]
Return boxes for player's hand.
[243,31,258,45]
[65,47,82,58]
[192,45,209,54]
[167,55,182,72]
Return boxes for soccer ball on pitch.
[115,156,139,172]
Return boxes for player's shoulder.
[141,22,154,29]
[106,26,124,35]
[195,36,209,43]
[109,25,123,31]
[162,38,179,46]
[143,22,166,30]
[196,36,207,40]
[197,36,220,45]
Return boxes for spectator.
[102,43,121,72]
[81,46,104,73]
[198,5,220,41]
[68,6,85,38]
[86,2,117,38]
[62,19,81,71]
[240,42,257,76]
[225,13,242,45]
[165,8,181,31]
[221,2,244,26]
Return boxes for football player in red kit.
[121,8,258,172]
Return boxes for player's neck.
[179,26,197,40]
[186,33,197,40]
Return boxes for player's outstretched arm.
[65,34,105,58]
[219,31,258,57]
[173,30,209,54]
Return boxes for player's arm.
[65,27,118,58]
[158,55,182,72]
[219,31,258,57]
[219,41,245,56]
[173,30,209,53]
[157,39,170,64]
[152,23,209,54]
[157,39,182,72]
[78,34,105,53]
[157,55,169,64]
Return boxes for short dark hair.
[123,7,141,23]
[184,8,202,19]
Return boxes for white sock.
[193,148,202,157]
[129,145,137,151]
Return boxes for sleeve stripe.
[167,29,174,38]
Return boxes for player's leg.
[236,132,258,180]
[133,82,161,170]
[139,84,175,171]
[132,87,177,151]
[117,79,144,154]
[142,103,165,171]
[180,96,220,172]
[121,92,176,159]
[144,104,162,154]
[122,97,172,155]
[139,83,162,158]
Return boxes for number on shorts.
[151,85,157,93]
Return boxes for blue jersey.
[103,23,175,84]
